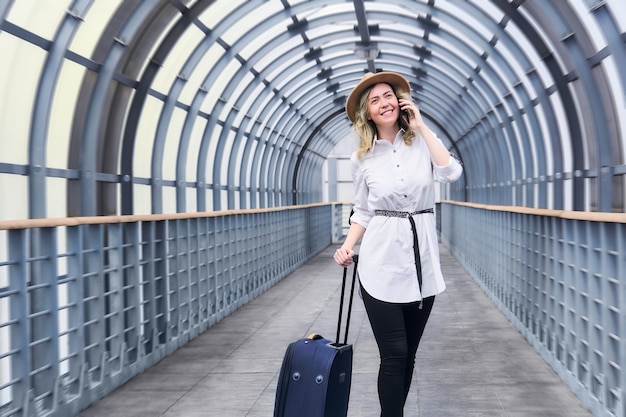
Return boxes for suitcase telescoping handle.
[336,254,359,346]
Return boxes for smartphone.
[402,109,411,120]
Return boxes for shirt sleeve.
[349,152,374,229]
[433,152,463,183]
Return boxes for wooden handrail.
[441,200,626,223]
[4,201,622,230]
[0,203,336,230]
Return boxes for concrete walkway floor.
[79,244,593,417]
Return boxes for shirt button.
[396,164,400,167]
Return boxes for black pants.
[361,285,435,417]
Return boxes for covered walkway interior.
[78,244,592,417]
[1,1,626,417]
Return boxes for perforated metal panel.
[441,202,626,417]
[0,205,333,416]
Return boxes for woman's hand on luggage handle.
[334,247,354,267]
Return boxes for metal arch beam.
[282,5,536,187]
[114,2,360,210]
[156,33,223,213]
[69,0,155,217]
[171,0,278,211]
[145,0,532,213]
[300,48,520,195]
[231,65,352,208]
[590,2,626,106]
[119,0,279,213]
[204,20,317,209]
[308,53,497,144]
[187,4,359,208]
[587,2,626,211]
[490,0,585,210]
[276,45,472,146]
[332,0,556,206]
[289,67,482,202]
[416,39,532,206]
[75,0,178,216]
[200,6,390,206]
[228,0,572,208]
[353,0,376,73]
[28,0,95,219]
[201,4,516,208]
[4,0,626,219]
[525,0,618,211]
[278,13,492,114]
[172,0,295,210]
[63,0,608,214]
[406,28,533,181]
[219,3,404,208]
[440,0,557,206]
[118,0,215,214]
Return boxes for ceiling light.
[354,42,379,60]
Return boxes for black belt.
[374,208,433,218]
[374,208,433,307]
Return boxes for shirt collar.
[372,129,404,150]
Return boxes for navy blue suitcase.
[273,255,359,417]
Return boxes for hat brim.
[345,72,411,123]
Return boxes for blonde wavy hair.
[353,84,417,160]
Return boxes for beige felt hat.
[345,72,411,122]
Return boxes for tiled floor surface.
[79,244,593,417]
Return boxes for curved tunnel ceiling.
[0,0,624,219]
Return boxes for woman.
[334,72,462,417]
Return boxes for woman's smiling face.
[366,83,399,127]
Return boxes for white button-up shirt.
[350,129,463,303]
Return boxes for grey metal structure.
[1,1,626,416]
[440,201,626,417]
[0,0,625,219]
[0,204,336,417]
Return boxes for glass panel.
[135,96,163,178]
[162,107,186,180]
[162,186,176,213]
[220,2,281,45]
[133,183,151,215]
[48,60,86,169]
[5,0,70,39]
[0,175,28,220]
[0,37,46,165]
[205,124,223,184]
[218,132,236,181]
[153,25,205,95]
[186,116,208,181]
[237,22,289,62]
[196,0,248,29]
[186,187,197,212]
[47,177,68,218]
[256,36,312,74]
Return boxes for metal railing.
[440,201,626,417]
[0,203,341,417]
